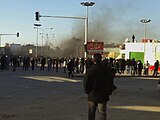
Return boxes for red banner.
[87,42,104,55]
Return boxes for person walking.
[47,57,52,71]
[67,59,74,78]
[63,59,67,73]
[40,57,46,71]
[55,58,59,72]
[12,56,18,71]
[144,61,150,75]
[31,57,35,70]
[137,60,143,76]
[153,60,159,76]
[84,53,113,120]
[130,58,137,76]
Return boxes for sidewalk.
[74,72,160,78]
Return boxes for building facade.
[120,39,160,65]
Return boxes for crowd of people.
[0,55,86,78]
[102,58,159,76]
[0,54,159,77]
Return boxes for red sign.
[87,42,104,55]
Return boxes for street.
[0,67,160,120]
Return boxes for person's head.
[94,53,102,63]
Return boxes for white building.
[120,39,160,65]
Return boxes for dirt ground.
[0,69,160,120]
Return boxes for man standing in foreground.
[84,53,113,120]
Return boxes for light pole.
[81,2,95,58]
[40,27,53,46]
[39,27,53,56]
[34,23,41,58]
[140,19,151,40]
[140,19,151,63]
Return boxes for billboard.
[87,42,104,55]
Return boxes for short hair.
[94,53,102,63]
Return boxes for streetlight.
[140,19,151,63]
[34,23,41,58]
[39,27,53,56]
[81,1,95,58]
[39,27,53,46]
[140,19,151,41]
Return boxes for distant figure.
[115,60,121,74]
[63,59,67,73]
[52,58,55,70]
[13,56,18,71]
[153,60,159,76]
[55,58,59,72]
[131,58,137,76]
[144,61,150,75]
[132,34,135,42]
[31,57,35,70]
[137,60,143,76]
[75,57,80,73]
[80,58,85,73]
[67,59,74,78]
[120,59,126,74]
[47,57,52,71]
[40,57,46,71]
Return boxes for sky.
[1,0,160,47]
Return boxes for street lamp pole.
[140,19,151,63]
[39,27,53,56]
[34,23,41,58]
[81,2,95,58]
[141,19,151,40]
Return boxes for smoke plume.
[58,1,143,57]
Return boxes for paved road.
[0,67,160,120]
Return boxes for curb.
[74,73,160,78]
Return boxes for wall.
[121,42,160,65]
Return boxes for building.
[10,43,21,55]
[120,39,160,65]
[104,43,121,58]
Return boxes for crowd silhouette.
[0,55,159,77]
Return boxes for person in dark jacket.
[137,60,143,76]
[12,56,18,71]
[40,57,46,71]
[84,53,113,120]
[153,60,159,76]
[67,59,74,78]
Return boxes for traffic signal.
[35,12,40,21]
[17,32,19,37]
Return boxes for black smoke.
[58,1,151,57]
